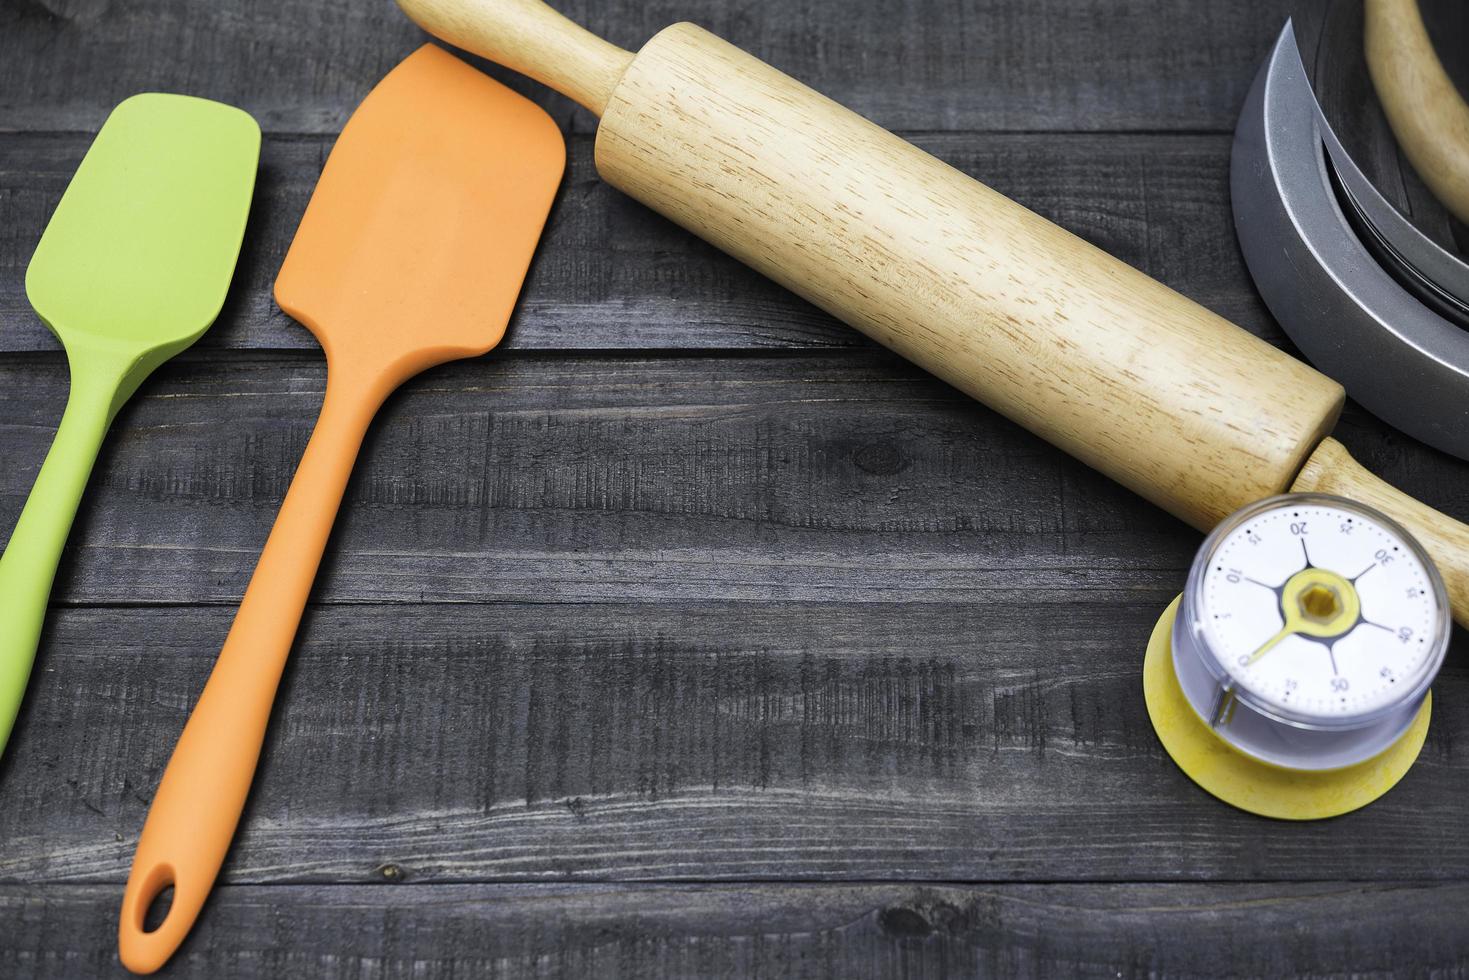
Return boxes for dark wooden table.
[3,0,1469,976]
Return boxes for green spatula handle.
[0,350,128,751]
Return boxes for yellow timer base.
[1144,596,1430,820]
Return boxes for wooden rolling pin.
[396,0,1469,628]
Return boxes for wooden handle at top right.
[396,0,632,115]
[1365,0,1469,225]
[1294,437,1469,630]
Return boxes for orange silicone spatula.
[118,44,565,974]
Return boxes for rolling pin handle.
[1293,437,1469,631]
[394,0,634,116]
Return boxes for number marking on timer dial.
[1199,502,1439,721]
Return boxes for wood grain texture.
[594,24,1344,530]
[0,0,1298,135]
[0,353,1204,607]
[0,359,1466,889]
[1,355,1464,610]
[1,603,1466,886]
[5,882,1469,979]
[0,131,1283,354]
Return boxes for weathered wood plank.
[0,0,1297,135]
[2,353,1465,607]
[0,131,1279,353]
[0,352,1206,606]
[0,600,1465,884]
[6,881,1469,979]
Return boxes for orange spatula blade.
[276,43,567,379]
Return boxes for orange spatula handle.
[118,372,385,974]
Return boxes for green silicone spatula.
[0,94,260,756]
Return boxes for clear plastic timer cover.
[1184,494,1449,729]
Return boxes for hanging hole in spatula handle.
[117,634,284,974]
[119,860,194,974]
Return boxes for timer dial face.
[1196,500,1444,724]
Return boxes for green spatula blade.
[0,94,260,758]
[25,93,261,353]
